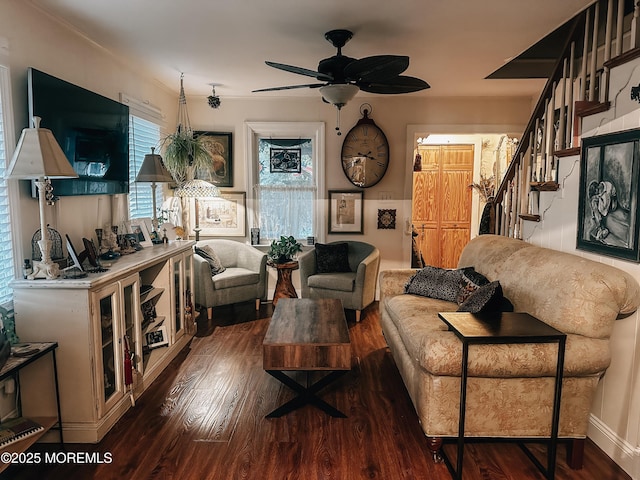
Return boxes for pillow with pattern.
[195,245,226,275]
[404,266,464,302]
[457,280,514,314]
[456,267,490,305]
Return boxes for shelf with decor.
[10,241,195,443]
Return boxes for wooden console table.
[437,311,566,480]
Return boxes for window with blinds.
[0,69,15,304]
[128,115,162,220]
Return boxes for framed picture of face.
[126,220,153,247]
[194,131,233,187]
[328,190,364,234]
[577,129,640,261]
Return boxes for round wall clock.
[341,108,389,188]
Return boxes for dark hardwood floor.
[5,302,631,480]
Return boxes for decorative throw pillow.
[315,242,351,274]
[404,266,464,302]
[195,245,226,275]
[456,267,490,305]
[457,280,513,314]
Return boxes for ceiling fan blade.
[358,75,430,94]
[252,83,325,93]
[265,61,333,81]
[344,55,409,82]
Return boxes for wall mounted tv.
[28,67,129,196]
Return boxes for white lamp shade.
[6,117,77,180]
[319,84,359,107]
[135,149,174,183]
[174,179,220,198]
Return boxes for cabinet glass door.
[121,275,141,377]
[93,284,122,415]
[184,251,195,335]
[173,256,184,340]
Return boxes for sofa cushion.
[315,242,351,273]
[195,245,226,275]
[308,272,355,292]
[212,267,259,289]
[457,281,513,313]
[404,266,463,302]
[456,267,490,305]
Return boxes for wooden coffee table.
[263,298,351,418]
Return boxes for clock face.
[341,122,389,188]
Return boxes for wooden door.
[412,145,473,268]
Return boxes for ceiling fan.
[253,29,430,110]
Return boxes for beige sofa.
[379,235,640,468]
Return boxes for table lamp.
[174,179,220,241]
[135,147,174,239]
[6,116,78,279]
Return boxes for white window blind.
[0,70,14,304]
[128,115,161,220]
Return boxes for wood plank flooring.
[5,302,631,480]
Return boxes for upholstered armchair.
[299,241,380,322]
[193,239,268,320]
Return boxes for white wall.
[522,59,640,478]
[185,95,530,277]
[1,0,177,264]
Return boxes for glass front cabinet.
[13,241,196,443]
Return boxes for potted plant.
[161,129,211,185]
[267,235,302,264]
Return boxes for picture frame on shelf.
[126,220,153,247]
[577,129,640,262]
[190,191,246,237]
[194,131,233,187]
[328,190,364,234]
[145,325,168,349]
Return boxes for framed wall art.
[190,191,246,237]
[328,190,364,234]
[194,131,233,187]
[577,129,640,261]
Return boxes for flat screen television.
[28,67,129,196]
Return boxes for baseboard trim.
[588,414,639,479]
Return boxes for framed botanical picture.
[194,131,233,187]
[126,219,153,247]
[328,190,364,234]
[190,191,246,237]
[577,129,640,261]
[270,148,301,173]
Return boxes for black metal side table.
[437,312,566,480]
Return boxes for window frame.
[245,121,326,244]
[0,63,20,291]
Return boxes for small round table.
[270,260,299,306]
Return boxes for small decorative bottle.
[23,259,33,279]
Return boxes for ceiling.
[29,0,594,100]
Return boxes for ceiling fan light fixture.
[320,84,359,108]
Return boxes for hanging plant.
[160,130,211,185]
[160,73,212,185]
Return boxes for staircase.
[493,0,640,237]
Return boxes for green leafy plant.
[267,235,302,264]
[160,130,211,185]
